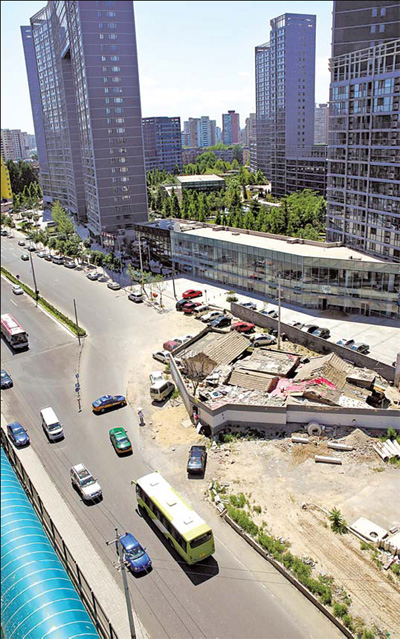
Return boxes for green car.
[109,427,132,455]
[21,254,29,261]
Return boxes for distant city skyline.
[1,1,333,133]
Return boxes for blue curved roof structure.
[1,449,99,638]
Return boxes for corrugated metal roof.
[295,353,351,388]
[1,449,99,639]
[191,331,249,366]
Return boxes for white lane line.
[9,298,18,307]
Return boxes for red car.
[183,301,202,315]
[182,289,203,299]
[163,340,181,352]
[231,321,255,333]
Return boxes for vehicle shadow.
[135,507,219,585]
[1,336,29,356]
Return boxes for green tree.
[181,189,190,220]
[170,188,181,218]
[255,169,267,184]
[6,160,40,194]
[51,200,75,238]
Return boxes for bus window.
[190,531,213,549]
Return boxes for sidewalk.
[1,417,147,639]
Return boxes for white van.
[40,407,64,441]
[150,380,175,402]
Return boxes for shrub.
[229,493,246,508]
[328,507,347,534]
[253,505,262,514]
[227,506,258,536]
[226,295,238,302]
[333,603,348,619]
[342,614,355,631]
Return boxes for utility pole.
[106,528,136,639]
[29,251,39,307]
[73,298,81,346]
[277,282,282,350]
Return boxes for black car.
[1,369,13,389]
[209,315,231,328]
[176,298,190,311]
[27,246,36,252]
[7,422,30,447]
[187,445,207,475]
[312,327,331,339]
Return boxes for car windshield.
[190,449,203,459]
[79,474,95,486]
[126,546,145,559]
[116,434,128,443]
[12,426,25,435]
[1,371,8,378]
[49,422,61,431]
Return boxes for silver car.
[70,464,102,502]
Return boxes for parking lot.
[159,275,399,367]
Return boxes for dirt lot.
[143,410,400,637]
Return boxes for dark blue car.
[91,394,127,413]
[119,533,152,573]
[1,369,13,389]
[7,422,30,447]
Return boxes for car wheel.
[100,408,105,414]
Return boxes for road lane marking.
[9,299,17,306]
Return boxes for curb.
[223,513,353,638]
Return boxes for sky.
[1,1,333,134]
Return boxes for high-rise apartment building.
[255,14,316,197]
[182,117,216,148]
[314,103,329,145]
[326,1,400,262]
[244,113,257,148]
[222,110,240,145]
[142,117,182,173]
[22,1,148,240]
[1,129,30,161]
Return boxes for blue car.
[1,369,13,389]
[91,394,127,414]
[7,422,30,447]
[119,533,152,573]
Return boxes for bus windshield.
[190,531,213,549]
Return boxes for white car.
[12,285,23,295]
[172,335,194,345]
[87,272,101,280]
[70,464,102,502]
[149,371,165,385]
[152,350,171,365]
[250,333,277,347]
[192,305,209,317]
[201,310,222,323]
[37,251,47,258]
[240,301,257,311]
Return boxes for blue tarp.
[1,449,99,638]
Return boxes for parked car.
[152,350,170,365]
[109,427,132,455]
[37,251,47,258]
[302,324,320,334]
[209,315,232,328]
[18,240,25,247]
[27,246,36,252]
[7,422,30,447]
[287,320,304,329]
[171,335,193,345]
[70,463,102,502]
[119,532,152,573]
[149,371,165,385]
[12,285,23,295]
[231,321,255,333]
[192,304,209,317]
[183,301,202,315]
[311,327,331,339]
[52,255,64,265]
[87,271,101,280]
[1,229,8,236]
[150,380,175,402]
[107,281,121,290]
[201,310,222,323]
[176,298,191,311]
[21,254,29,261]
[163,340,181,352]
[187,445,207,475]
[44,254,53,262]
[261,308,278,319]
[91,394,127,414]
[63,260,77,269]
[350,343,370,354]
[1,369,13,389]
[239,301,257,311]
[128,291,143,303]
[336,338,355,348]
[250,333,277,347]
[182,289,202,299]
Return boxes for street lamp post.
[29,251,39,307]
[106,528,136,639]
[73,298,81,347]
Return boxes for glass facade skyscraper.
[23,0,148,240]
[255,14,317,198]
[326,1,400,262]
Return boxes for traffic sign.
[75,383,80,392]
[75,373,80,379]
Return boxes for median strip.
[1,267,86,338]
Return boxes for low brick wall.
[231,302,396,382]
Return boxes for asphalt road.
[1,237,343,639]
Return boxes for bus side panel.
[137,496,190,562]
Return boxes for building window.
[372,7,378,17]
[370,25,376,33]
[380,7,386,16]
[379,24,385,33]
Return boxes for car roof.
[8,422,23,430]
[110,427,125,434]
[190,445,206,452]
[120,532,140,550]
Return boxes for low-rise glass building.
[170,225,399,318]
